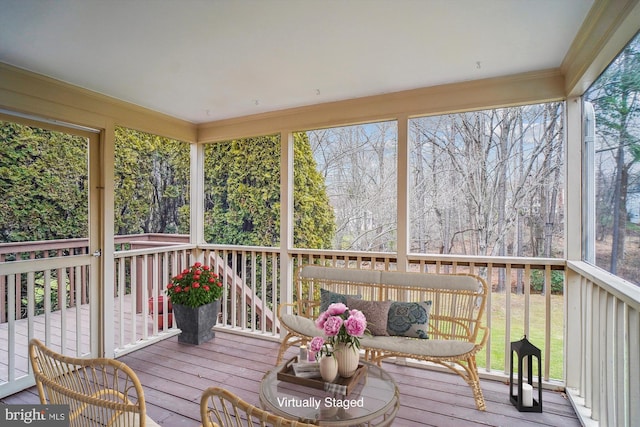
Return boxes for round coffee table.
[260,359,399,426]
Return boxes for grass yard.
[475,292,565,381]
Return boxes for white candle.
[521,383,534,407]
[299,345,307,362]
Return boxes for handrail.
[567,260,640,310]
[113,243,195,258]
[0,254,91,274]
[290,248,565,270]
[0,233,191,256]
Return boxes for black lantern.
[510,335,542,412]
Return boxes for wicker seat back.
[28,338,157,427]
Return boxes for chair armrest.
[476,325,490,348]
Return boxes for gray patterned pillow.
[387,301,432,339]
[320,289,361,312]
[346,298,392,336]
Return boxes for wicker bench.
[276,265,490,410]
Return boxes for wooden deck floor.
[2,329,580,426]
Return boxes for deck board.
[0,294,173,382]
[2,330,580,426]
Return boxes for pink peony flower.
[314,303,368,353]
[326,303,347,316]
[315,311,329,329]
[344,314,367,337]
[349,308,365,320]
[309,336,325,353]
[323,315,343,336]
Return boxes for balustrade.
[2,235,639,426]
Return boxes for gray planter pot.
[172,300,220,345]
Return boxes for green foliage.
[0,121,88,242]
[114,127,190,234]
[2,121,333,251]
[530,270,564,294]
[477,293,564,380]
[293,133,336,248]
[21,277,70,317]
[204,134,335,247]
[204,136,279,245]
[586,35,640,280]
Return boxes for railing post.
[565,267,584,391]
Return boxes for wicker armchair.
[200,386,317,427]
[28,338,159,427]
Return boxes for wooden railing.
[111,243,283,354]
[0,238,90,323]
[0,252,93,397]
[565,261,640,427]
[0,234,190,323]
[5,235,640,426]
[2,237,568,380]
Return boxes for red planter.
[148,296,173,328]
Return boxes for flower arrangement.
[309,303,367,359]
[165,262,223,308]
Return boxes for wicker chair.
[28,338,160,427]
[200,386,317,427]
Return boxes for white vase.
[319,355,338,382]
[334,343,359,378]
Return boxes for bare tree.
[410,103,564,264]
[308,122,397,251]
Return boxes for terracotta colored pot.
[148,296,172,314]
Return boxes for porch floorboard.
[2,330,580,426]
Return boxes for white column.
[190,142,206,261]
[397,115,410,272]
[564,97,583,389]
[98,122,116,357]
[279,131,294,334]
[565,97,583,261]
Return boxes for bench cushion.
[300,265,382,283]
[379,271,479,291]
[280,314,320,338]
[359,336,475,357]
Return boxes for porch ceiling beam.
[0,63,197,142]
[197,69,564,143]
[563,0,640,97]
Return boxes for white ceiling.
[0,0,594,124]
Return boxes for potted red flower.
[165,262,224,344]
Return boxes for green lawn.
[475,292,564,380]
